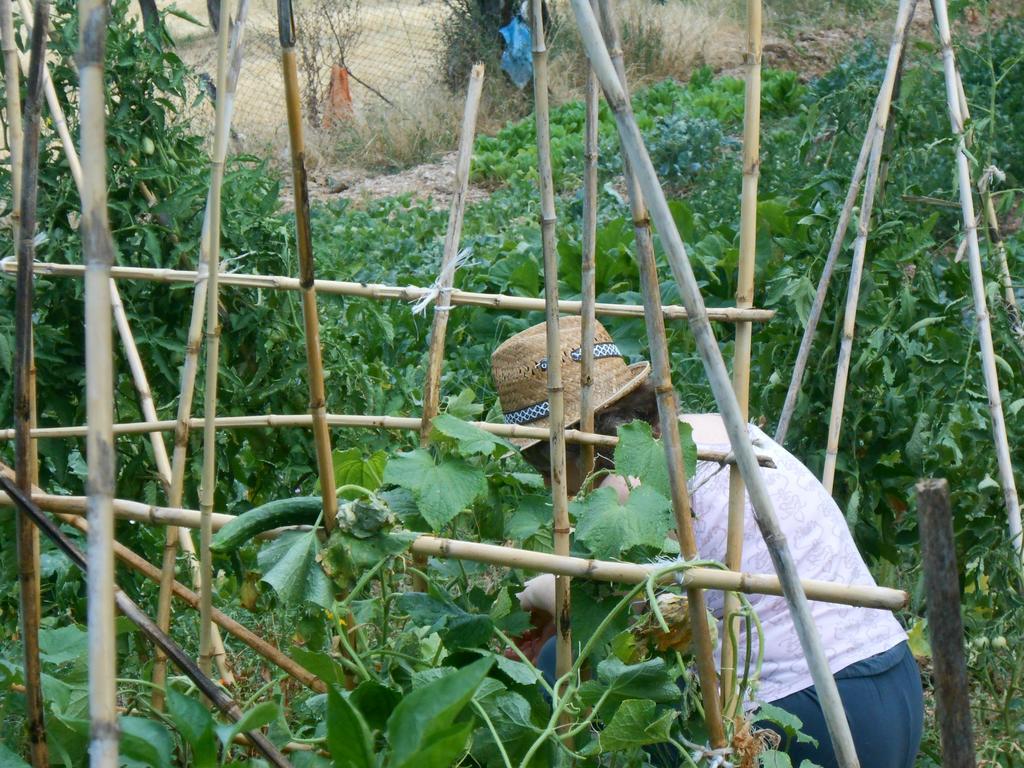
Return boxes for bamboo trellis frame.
[931,0,1022,561]
[0,259,775,322]
[530,0,574,714]
[821,0,918,494]
[0,489,910,612]
[5,0,996,762]
[597,0,726,746]
[721,0,762,719]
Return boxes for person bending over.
[490,316,923,768]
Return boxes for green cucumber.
[211,496,324,553]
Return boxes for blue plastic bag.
[499,15,533,89]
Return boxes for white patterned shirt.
[689,423,906,706]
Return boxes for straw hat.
[491,316,651,448]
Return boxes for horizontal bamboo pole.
[414,536,908,610]
[0,491,907,611]
[0,260,774,323]
[0,476,293,768]
[0,414,776,465]
[0,463,325,695]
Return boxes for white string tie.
[411,246,473,316]
[978,164,1005,194]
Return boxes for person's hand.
[599,473,640,503]
[507,574,557,663]
[517,573,556,617]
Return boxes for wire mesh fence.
[171,0,453,153]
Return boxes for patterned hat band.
[504,342,623,425]
[503,399,551,426]
[534,342,621,372]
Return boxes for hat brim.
[508,360,652,450]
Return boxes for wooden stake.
[0,259,775,323]
[578,10,599,478]
[530,0,573,716]
[11,0,49,760]
[721,0,762,718]
[278,0,338,532]
[0,477,293,768]
[821,0,917,494]
[915,479,975,767]
[932,0,1022,561]
[79,0,119,758]
[596,0,724,746]
[572,2,861,762]
[198,0,234,682]
[774,2,915,445]
[419,64,485,443]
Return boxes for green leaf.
[431,414,515,456]
[327,686,374,768]
[598,699,675,752]
[350,681,402,733]
[755,702,818,746]
[332,448,387,495]
[579,657,682,711]
[386,657,493,767]
[257,530,333,608]
[760,751,794,768]
[472,690,545,766]
[572,486,672,559]
[396,592,494,648]
[613,421,671,497]
[37,625,89,666]
[395,721,472,768]
[906,619,932,661]
[0,742,30,768]
[290,647,348,687]
[120,716,174,768]
[383,450,487,530]
[216,700,281,749]
[167,689,217,768]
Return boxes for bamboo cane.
[578,10,599,478]
[154,0,250,708]
[821,0,917,494]
[0,489,910,611]
[596,0,724,746]
[11,0,49,761]
[721,0,762,719]
[0,259,775,323]
[572,2,861,762]
[773,2,915,445]
[419,64,485,444]
[978,176,1021,335]
[0,477,294,768]
[277,0,338,533]
[530,0,573,705]
[0,415,777,466]
[197,0,234,682]
[78,0,119,759]
[932,0,1022,560]
[2,1,23,221]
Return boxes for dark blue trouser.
[755,641,923,768]
[536,639,923,767]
